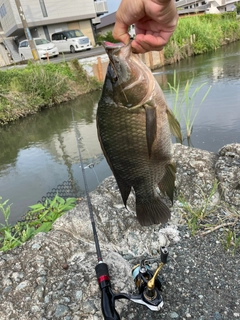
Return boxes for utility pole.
[15,0,39,60]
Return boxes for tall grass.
[165,13,240,60]
[168,71,212,139]
[0,60,101,124]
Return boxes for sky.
[106,0,121,14]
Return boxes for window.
[39,0,48,17]
[0,4,7,18]
[19,40,29,48]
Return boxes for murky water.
[0,41,240,224]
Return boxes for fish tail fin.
[135,196,171,226]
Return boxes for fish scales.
[97,42,182,226]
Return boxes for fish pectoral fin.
[158,162,176,203]
[166,109,183,143]
[135,195,171,226]
[114,174,131,207]
[144,104,157,158]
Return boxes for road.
[47,46,106,63]
[0,46,106,70]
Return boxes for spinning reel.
[95,246,169,319]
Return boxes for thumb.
[112,21,130,44]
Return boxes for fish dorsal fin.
[144,104,157,158]
[166,109,183,143]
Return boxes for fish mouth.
[102,41,132,55]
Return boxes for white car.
[18,38,59,60]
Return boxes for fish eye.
[112,76,118,83]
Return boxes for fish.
[96,42,182,226]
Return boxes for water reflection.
[0,91,112,223]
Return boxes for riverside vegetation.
[97,12,240,63]
[0,58,101,124]
[0,195,76,252]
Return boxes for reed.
[168,71,212,139]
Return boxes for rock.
[215,143,240,206]
[0,144,239,319]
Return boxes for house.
[0,0,108,62]
[175,0,237,14]
[96,12,116,35]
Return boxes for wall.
[0,0,96,37]
[78,50,165,82]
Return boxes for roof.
[96,12,116,29]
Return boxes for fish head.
[102,41,153,108]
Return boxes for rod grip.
[95,263,121,320]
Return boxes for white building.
[0,0,108,45]
[175,0,237,14]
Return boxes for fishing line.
[71,108,102,262]
[72,107,101,184]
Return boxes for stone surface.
[0,144,239,319]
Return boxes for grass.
[164,13,240,61]
[178,180,219,235]
[0,195,76,252]
[178,182,240,255]
[0,59,101,124]
[168,71,212,140]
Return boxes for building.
[0,0,108,61]
[175,0,237,14]
[96,12,116,35]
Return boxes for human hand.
[112,0,178,53]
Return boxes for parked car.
[18,38,59,60]
[51,29,92,53]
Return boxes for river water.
[0,41,240,224]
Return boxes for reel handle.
[96,263,121,320]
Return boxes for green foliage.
[236,2,240,14]
[222,229,240,255]
[165,14,240,60]
[0,194,76,252]
[0,60,101,124]
[18,66,69,106]
[96,31,118,45]
[178,180,219,235]
[168,71,211,139]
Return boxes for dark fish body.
[97,42,182,226]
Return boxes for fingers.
[131,32,172,53]
[112,20,130,45]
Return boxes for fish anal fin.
[166,109,183,143]
[144,104,157,157]
[135,196,171,226]
[158,162,176,203]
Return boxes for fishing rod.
[72,109,169,319]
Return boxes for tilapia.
[97,42,182,226]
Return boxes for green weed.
[178,180,218,235]
[222,228,240,255]
[168,71,211,139]
[0,194,76,252]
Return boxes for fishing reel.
[95,246,169,320]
